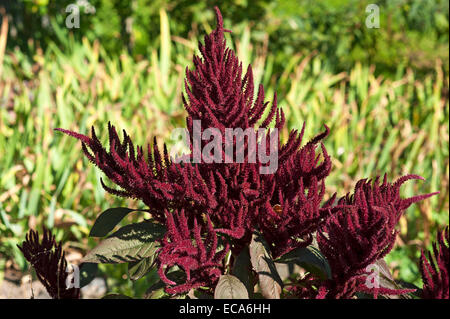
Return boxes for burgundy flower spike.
[157,209,229,294]
[18,228,80,299]
[420,226,449,299]
[315,175,437,299]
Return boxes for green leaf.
[90,207,146,237]
[82,221,166,264]
[144,270,185,299]
[276,245,332,280]
[249,231,282,299]
[144,280,166,299]
[79,262,98,288]
[145,286,166,299]
[188,288,214,299]
[128,256,156,281]
[214,275,249,299]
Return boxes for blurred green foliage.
[5,0,449,77]
[0,0,448,294]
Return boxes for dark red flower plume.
[420,226,449,299]
[17,228,80,299]
[157,209,229,294]
[316,175,437,298]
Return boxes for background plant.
[5,0,449,77]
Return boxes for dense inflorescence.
[157,209,230,294]
[420,226,449,299]
[313,175,437,299]
[18,228,80,299]
[55,7,439,296]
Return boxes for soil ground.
[0,266,106,299]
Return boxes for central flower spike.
[184,6,280,135]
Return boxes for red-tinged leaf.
[214,275,249,299]
[128,257,157,281]
[249,231,282,299]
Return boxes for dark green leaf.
[276,245,332,280]
[145,286,166,299]
[79,262,98,288]
[128,256,156,281]
[90,207,146,237]
[144,270,185,299]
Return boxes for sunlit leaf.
[82,221,165,264]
